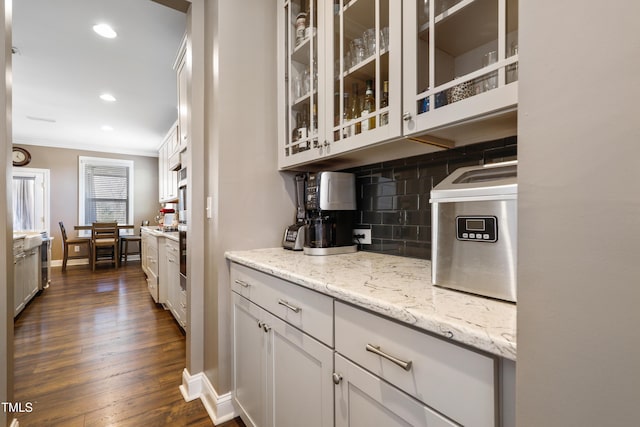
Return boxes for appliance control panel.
[456,216,498,242]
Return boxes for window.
[79,157,134,227]
[12,168,50,232]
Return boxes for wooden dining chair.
[119,229,142,264]
[59,221,92,272]
[91,222,119,271]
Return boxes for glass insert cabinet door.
[327,0,401,155]
[280,0,323,167]
[402,0,518,136]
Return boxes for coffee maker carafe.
[303,171,357,256]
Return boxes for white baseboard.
[180,368,237,425]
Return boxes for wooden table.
[74,224,135,235]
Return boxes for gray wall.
[200,0,294,393]
[12,145,159,262]
[517,1,640,425]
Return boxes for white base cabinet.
[230,262,515,427]
[141,230,160,303]
[13,242,40,317]
[231,263,334,427]
[164,238,185,328]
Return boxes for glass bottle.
[312,102,318,135]
[343,92,352,138]
[361,79,376,131]
[380,80,389,126]
[349,83,362,135]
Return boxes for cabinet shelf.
[291,35,311,64]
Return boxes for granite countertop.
[225,248,517,361]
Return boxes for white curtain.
[12,176,35,231]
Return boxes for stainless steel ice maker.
[430,161,517,302]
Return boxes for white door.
[268,312,333,427]
[232,293,268,427]
[12,168,50,232]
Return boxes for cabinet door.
[14,254,25,315]
[165,241,181,323]
[334,354,457,427]
[177,42,189,151]
[233,293,268,427]
[141,234,149,275]
[278,0,324,168]
[402,0,518,142]
[267,312,333,427]
[325,0,402,157]
[24,249,40,302]
[158,141,167,202]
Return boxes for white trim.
[9,418,19,427]
[78,156,135,234]
[180,368,237,425]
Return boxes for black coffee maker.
[303,172,357,256]
[282,174,308,251]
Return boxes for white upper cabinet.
[402,0,518,145]
[278,0,518,170]
[278,0,324,168]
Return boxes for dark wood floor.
[13,261,245,427]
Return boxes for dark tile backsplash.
[345,136,517,260]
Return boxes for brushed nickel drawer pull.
[235,279,250,288]
[365,344,413,371]
[278,299,301,313]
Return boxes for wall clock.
[12,146,31,167]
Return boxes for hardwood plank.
[13,262,245,427]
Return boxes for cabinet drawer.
[230,263,333,347]
[335,302,497,427]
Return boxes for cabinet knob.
[323,140,329,147]
[332,373,343,385]
[402,112,412,122]
[257,320,264,329]
[262,323,271,333]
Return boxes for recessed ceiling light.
[101,125,114,132]
[93,23,117,39]
[100,93,116,102]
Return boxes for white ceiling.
[11,0,187,157]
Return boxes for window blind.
[84,164,130,224]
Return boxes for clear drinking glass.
[380,27,389,52]
[350,38,366,65]
[482,51,498,91]
[363,28,376,57]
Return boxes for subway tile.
[404,178,420,195]
[374,196,394,210]
[381,211,403,225]
[372,224,393,239]
[395,194,419,210]
[393,225,419,241]
[393,166,418,181]
[404,241,431,260]
[405,210,430,226]
[362,210,382,224]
